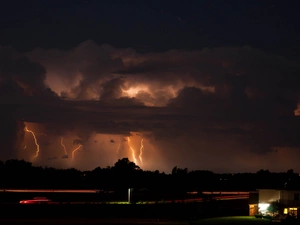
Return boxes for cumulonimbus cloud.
[0,41,300,173]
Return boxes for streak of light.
[202,191,250,195]
[60,137,68,155]
[127,137,137,165]
[71,145,82,161]
[23,145,27,149]
[139,139,144,166]
[116,143,120,153]
[25,126,40,158]
[1,189,99,193]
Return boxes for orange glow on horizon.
[25,126,40,159]
[71,145,82,161]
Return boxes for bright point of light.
[258,203,270,211]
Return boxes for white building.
[249,189,300,218]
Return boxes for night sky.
[1,0,300,173]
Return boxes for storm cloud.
[0,41,300,173]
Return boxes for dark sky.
[0,0,300,173]
[1,0,300,56]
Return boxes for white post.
[128,188,131,203]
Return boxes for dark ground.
[0,200,250,225]
[0,218,187,225]
[0,217,273,225]
[0,191,250,225]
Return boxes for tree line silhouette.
[0,158,299,192]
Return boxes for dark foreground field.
[0,216,272,225]
[0,199,248,220]
[0,199,254,225]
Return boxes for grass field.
[193,216,272,225]
[0,216,272,225]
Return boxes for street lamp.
[128,188,133,203]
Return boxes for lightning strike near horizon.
[116,143,120,153]
[71,145,82,161]
[60,137,68,155]
[139,139,144,166]
[25,126,40,159]
[127,137,137,165]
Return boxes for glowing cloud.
[122,85,149,98]
[294,103,300,116]
[3,41,298,173]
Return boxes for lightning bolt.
[71,145,82,161]
[127,137,137,165]
[60,137,68,155]
[116,143,120,153]
[139,139,144,166]
[25,126,40,158]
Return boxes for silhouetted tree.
[113,158,140,172]
[267,201,281,216]
[0,158,298,197]
[172,166,188,176]
[111,158,141,191]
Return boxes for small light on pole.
[128,188,132,203]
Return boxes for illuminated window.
[284,208,288,214]
[289,208,297,217]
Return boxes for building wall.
[248,192,258,204]
[281,190,300,201]
[256,189,300,218]
[258,189,280,203]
